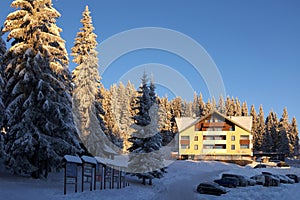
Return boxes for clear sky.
[1,0,299,123]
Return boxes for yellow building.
[175,110,253,160]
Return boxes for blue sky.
[1,0,300,123]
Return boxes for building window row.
[181,144,190,149]
[203,135,226,140]
[203,144,226,149]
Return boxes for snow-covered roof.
[63,155,82,164]
[175,117,199,132]
[103,145,118,155]
[81,155,97,164]
[176,110,252,133]
[229,116,253,131]
[96,155,128,168]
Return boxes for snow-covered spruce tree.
[278,107,290,155]
[0,28,6,159]
[3,0,82,177]
[158,97,174,146]
[263,111,275,152]
[71,5,111,156]
[255,105,265,152]
[290,117,299,157]
[182,100,193,117]
[101,87,123,149]
[234,97,242,116]
[192,92,200,116]
[241,101,248,116]
[170,96,183,133]
[217,95,226,114]
[202,98,212,116]
[250,105,258,152]
[198,93,205,117]
[269,112,279,152]
[128,73,165,185]
[225,96,235,116]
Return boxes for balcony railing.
[240,139,250,145]
[180,140,190,145]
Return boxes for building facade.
[175,110,253,160]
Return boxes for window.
[194,145,198,150]
[181,144,190,149]
[194,136,198,141]
[203,145,214,149]
[231,145,235,150]
[240,135,249,140]
[214,144,226,149]
[231,136,235,141]
[240,144,249,149]
[181,136,190,140]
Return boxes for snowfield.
[1,160,300,200]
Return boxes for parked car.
[286,174,299,183]
[214,177,239,188]
[273,174,291,183]
[277,162,290,168]
[254,164,267,168]
[221,174,248,187]
[197,182,227,196]
[250,174,265,185]
[261,172,280,186]
[245,177,256,186]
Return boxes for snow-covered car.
[276,162,290,168]
[286,174,299,183]
[221,174,248,187]
[245,177,256,186]
[254,164,267,168]
[214,177,239,188]
[250,174,265,185]
[274,175,294,184]
[262,172,280,186]
[197,182,227,196]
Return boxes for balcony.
[203,131,227,136]
[202,122,226,127]
[180,140,190,145]
[203,140,227,145]
[202,149,227,154]
[240,139,250,145]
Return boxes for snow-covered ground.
[1,160,300,200]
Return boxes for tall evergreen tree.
[278,107,290,155]
[217,95,225,114]
[270,112,279,152]
[225,96,235,116]
[198,93,205,117]
[234,97,242,116]
[290,117,299,157]
[202,98,212,116]
[101,87,122,148]
[128,73,165,185]
[182,100,193,117]
[192,92,200,116]
[211,97,217,111]
[71,5,110,156]
[0,28,6,158]
[255,105,265,152]
[170,97,183,133]
[263,111,275,152]
[3,0,82,177]
[158,97,174,146]
[241,101,248,116]
[250,105,258,152]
